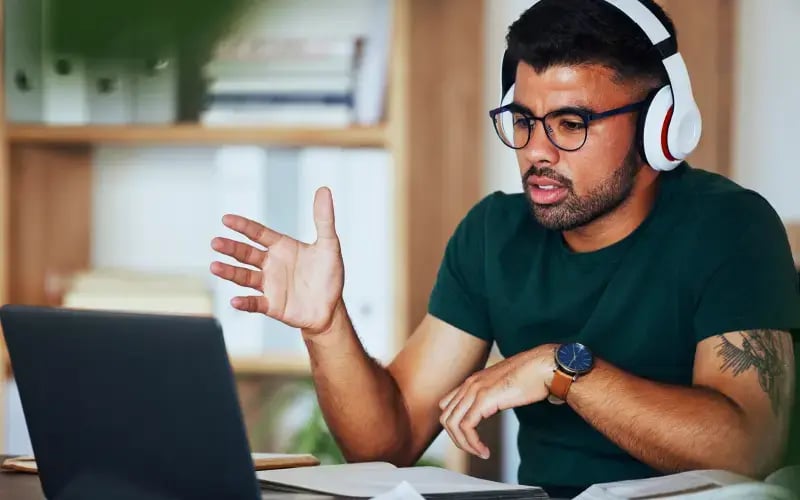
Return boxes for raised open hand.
[210,187,345,334]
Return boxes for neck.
[562,173,660,253]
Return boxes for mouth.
[527,176,569,205]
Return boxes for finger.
[211,237,267,268]
[462,398,497,459]
[444,391,483,458]
[441,389,473,456]
[439,387,466,452]
[441,384,469,427]
[439,387,459,410]
[440,420,460,455]
[210,261,263,291]
[313,187,338,241]
[231,295,269,314]
[222,214,284,248]
[439,379,473,451]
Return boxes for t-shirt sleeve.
[693,193,800,343]
[427,194,495,342]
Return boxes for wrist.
[302,298,347,343]
[540,344,558,390]
[526,343,558,389]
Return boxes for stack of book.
[198,0,391,127]
[60,268,213,317]
[200,36,361,126]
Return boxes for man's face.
[513,62,647,231]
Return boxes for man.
[210,0,800,497]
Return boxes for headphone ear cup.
[640,85,682,172]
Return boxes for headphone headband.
[604,0,671,44]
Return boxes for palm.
[261,234,343,330]
[210,187,344,334]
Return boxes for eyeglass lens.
[493,109,588,151]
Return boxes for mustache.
[523,166,573,189]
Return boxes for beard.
[522,144,643,231]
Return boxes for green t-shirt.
[428,163,800,494]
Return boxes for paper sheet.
[369,481,425,500]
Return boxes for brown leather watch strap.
[550,368,574,402]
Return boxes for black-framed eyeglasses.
[488,100,647,151]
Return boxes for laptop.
[0,304,262,500]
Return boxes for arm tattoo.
[715,330,789,416]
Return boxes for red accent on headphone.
[661,106,677,162]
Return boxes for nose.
[521,118,559,166]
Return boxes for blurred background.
[0,0,797,485]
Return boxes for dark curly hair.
[506,0,677,87]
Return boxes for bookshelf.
[0,0,486,471]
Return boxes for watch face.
[556,343,594,374]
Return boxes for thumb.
[313,186,338,241]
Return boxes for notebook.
[257,462,549,499]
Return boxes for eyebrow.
[510,100,598,116]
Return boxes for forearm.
[302,299,412,465]
[568,359,770,478]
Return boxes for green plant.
[46,0,252,58]
[286,403,345,465]
[286,404,445,468]
[282,379,445,469]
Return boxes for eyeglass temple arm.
[588,100,647,120]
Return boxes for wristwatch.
[548,342,594,405]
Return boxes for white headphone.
[500,0,702,172]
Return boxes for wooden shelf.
[7,123,388,148]
[230,355,311,376]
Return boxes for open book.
[257,461,549,499]
[1,452,320,474]
[575,468,800,499]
